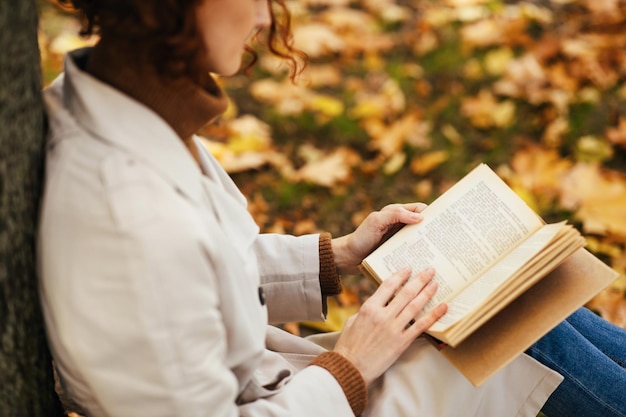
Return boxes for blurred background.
[37,0,626,332]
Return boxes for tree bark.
[0,0,64,415]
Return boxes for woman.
[38,1,626,416]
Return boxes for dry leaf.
[365,113,430,157]
[542,117,569,147]
[410,150,450,175]
[298,64,343,88]
[461,19,504,48]
[510,146,572,190]
[559,163,626,238]
[295,146,361,187]
[383,152,407,175]
[319,7,376,33]
[292,23,345,58]
[250,79,311,115]
[461,89,515,128]
[308,94,345,122]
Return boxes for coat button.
[258,287,266,306]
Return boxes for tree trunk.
[0,0,64,415]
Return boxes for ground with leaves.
[38,0,626,337]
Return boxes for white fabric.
[38,49,562,417]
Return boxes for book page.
[362,164,543,312]
[427,222,567,332]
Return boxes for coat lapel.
[62,49,204,205]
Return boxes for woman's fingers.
[367,267,413,308]
[383,267,436,317]
[404,301,448,337]
[368,266,445,333]
[386,268,447,336]
[398,280,447,332]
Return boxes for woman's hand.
[332,203,427,275]
[333,267,447,385]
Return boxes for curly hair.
[55,0,306,81]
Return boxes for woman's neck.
[85,37,229,163]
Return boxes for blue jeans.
[526,307,626,417]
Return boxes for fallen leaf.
[508,145,572,208]
[574,135,614,163]
[461,89,515,128]
[410,150,450,175]
[364,113,430,157]
[559,163,626,238]
[308,94,345,122]
[542,117,569,147]
[292,23,346,58]
[298,64,343,88]
[383,152,407,175]
[295,146,361,187]
[250,79,311,115]
[484,47,515,76]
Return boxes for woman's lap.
[363,337,561,417]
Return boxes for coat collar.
[61,48,205,203]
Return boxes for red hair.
[55,0,306,81]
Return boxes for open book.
[359,163,618,385]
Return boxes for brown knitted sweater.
[84,39,367,416]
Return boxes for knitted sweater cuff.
[319,232,342,297]
[309,351,368,416]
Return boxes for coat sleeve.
[254,233,326,323]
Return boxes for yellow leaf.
[226,115,272,153]
[559,163,626,239]
[510,185,540,213]
[308,94,345,120]
[350,99,386,120]
[574,135,614,163]
[509,145,572,201]
[383,152,407,175]
[484,47,514,76]
[301,297,358,333]
[463,58,484,80]
[441,124,463,146]
[410,150,449,175]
